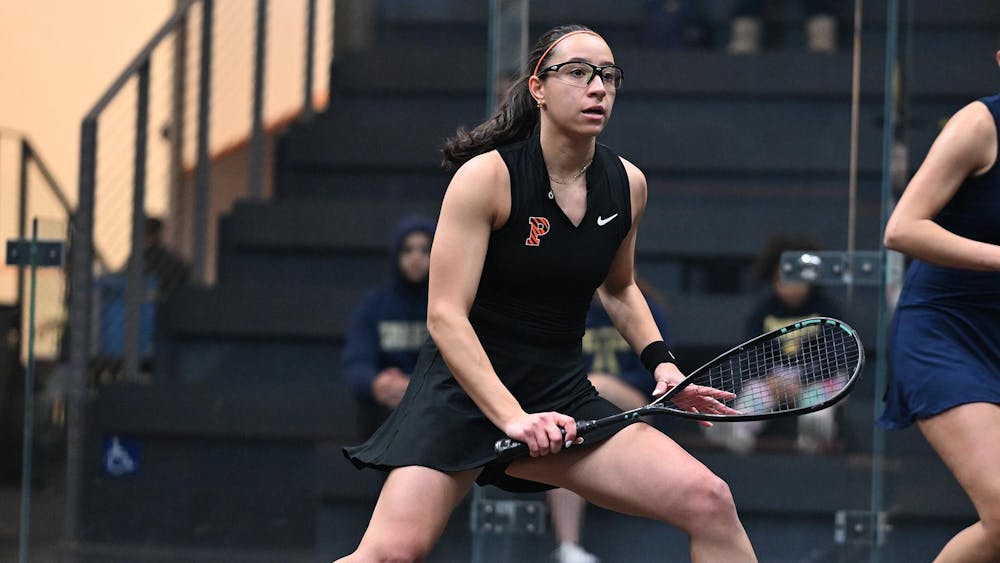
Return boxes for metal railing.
[0,128,106,357]
[64,0,330,552]
[0,130,86,563]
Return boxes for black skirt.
[343,333,630,492]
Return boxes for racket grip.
[494,438,529,462]
[493,420,597,462]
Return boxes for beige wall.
[0,0,331,270]
[0,0,173,207]
[0,0,331,356]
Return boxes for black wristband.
[640,340,676,373]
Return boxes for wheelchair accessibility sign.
[103,435,141,476]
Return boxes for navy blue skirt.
[878,266,1000,429]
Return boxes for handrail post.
[125,61,151,383]
[17,140,29,309]
[248,0,268,199]
[65,117,98,557]
[302,0,316,120]
[192,0,214,284]
[168,1,188,251]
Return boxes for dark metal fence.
[64,0,330,551]
[0,129,90,365]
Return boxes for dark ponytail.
[440,24,595,169]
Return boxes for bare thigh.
[506,423,727,525]
[355,465,480,559]
[918,402,1000,522]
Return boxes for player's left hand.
[651,363,739,427]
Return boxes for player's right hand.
[503,411,578,458]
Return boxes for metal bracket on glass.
[781,250,882,286]
[5,239,66,267]
[470,493,547,535]
[835,509,891,546]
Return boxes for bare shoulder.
[948,100,995,140]
[618,156,647,186]
[936,100,997,175]
[443,151,511,227]
[452,150,508,185]
[618,156,648,219]
[445,151,510,199]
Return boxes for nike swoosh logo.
[596,213,619,226]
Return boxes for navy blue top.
[342,216,435,400]
[583,297,671,395]
[899,93,1000,303]
[744,290,844,341]
[934,94,1000,248]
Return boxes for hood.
[388,214,436,290]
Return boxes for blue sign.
[103,435,141,476]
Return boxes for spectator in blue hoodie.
[343,215,436,439]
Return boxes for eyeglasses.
[537,61,624,92]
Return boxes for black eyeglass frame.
[537,61,625,89]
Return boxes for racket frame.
[495,316,865,461]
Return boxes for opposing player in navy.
[339,25,757,563]
[879,53,1000,562]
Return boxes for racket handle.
[494,438,529,462]
[493,419,597,462]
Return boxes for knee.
[676,474,741,536]
[384,541,434,563]
[356,538,433,563]
[982,517,1000,554]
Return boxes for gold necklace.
[547,159,592,199]
[548,160,592,185]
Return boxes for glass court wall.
[476,1,991,562]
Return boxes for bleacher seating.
[81,1,999,560]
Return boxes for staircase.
[78,1,1000,561]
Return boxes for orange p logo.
[525,216,550,246]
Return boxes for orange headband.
[532,30,603,78]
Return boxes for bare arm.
[427,152,576,456]
[598,159,737,421]
[884,101,1000,270]
[596,158,664,353]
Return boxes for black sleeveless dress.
[344,132,636,491]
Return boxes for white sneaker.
[728,16,762,55]
[797,409,837,454]
[553,542,600,563]
[806,14,837,53]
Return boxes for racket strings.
[668,324,860,415]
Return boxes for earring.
[537,100,545,109]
